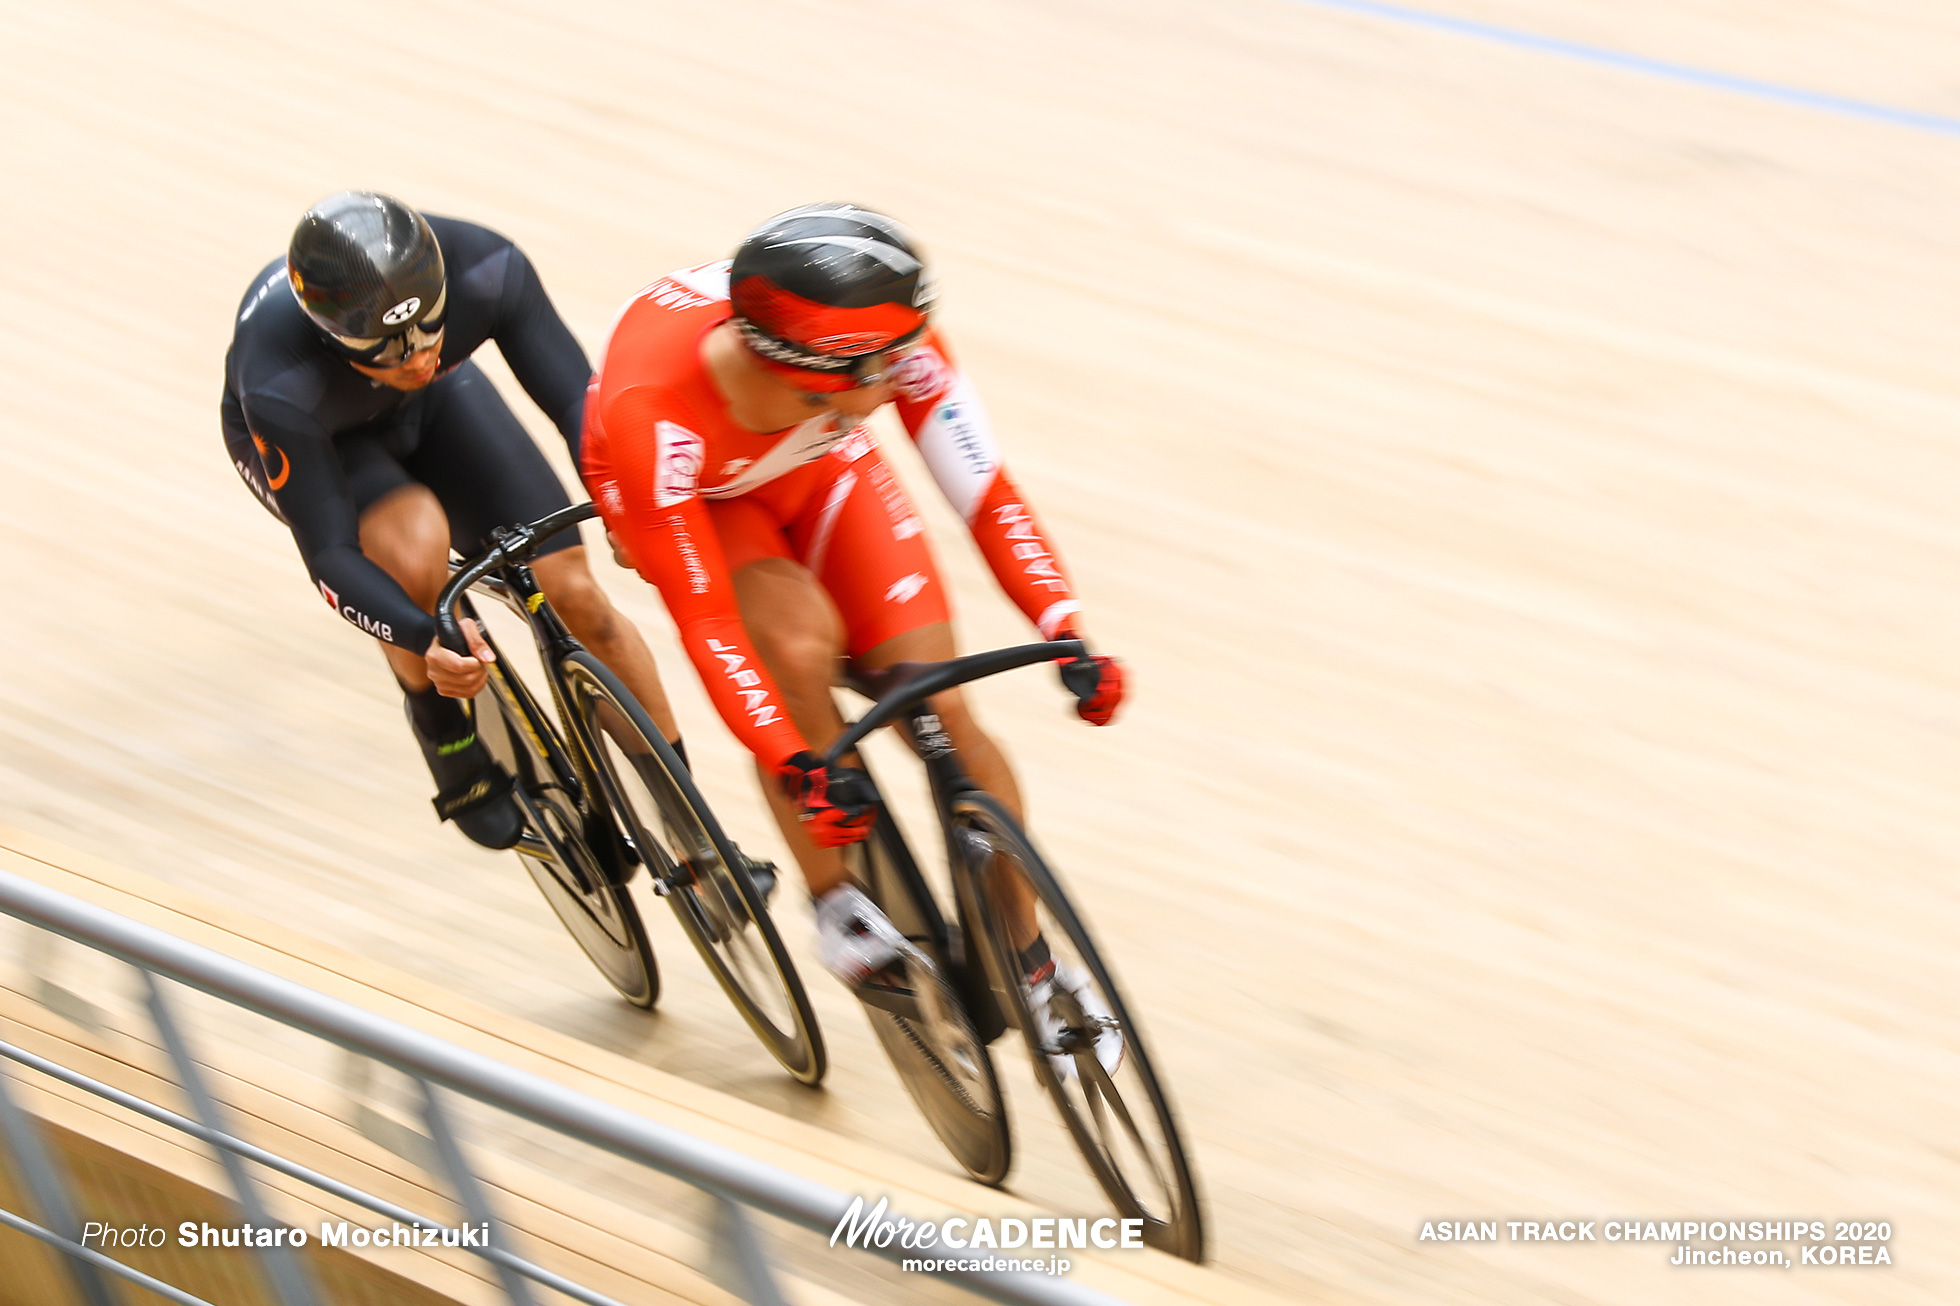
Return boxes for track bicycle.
[432,502,824,1084]
[826,641,1204,1259]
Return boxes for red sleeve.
[964,470,1082,639]
[582,386,812,769]
[891,334,1083,639]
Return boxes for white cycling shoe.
[814,885,907,986]
[1027,960,1125,1085]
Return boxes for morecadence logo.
[830,1195,1145,1276]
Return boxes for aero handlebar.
[822,640,1087,769]
[432,502,598,654]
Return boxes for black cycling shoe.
[406,704,524,850]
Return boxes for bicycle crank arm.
[852,978,928,1023]
[507,785,600,896]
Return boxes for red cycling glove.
[1056,631,1126,726]
[775,751,877,848]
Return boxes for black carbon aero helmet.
[288,191,448,365]
[729,203,934,391]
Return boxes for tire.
[562,652,825,1085]
[953,792,1204,1260]
[472,661,659,1009]
[853,812,1011,1185]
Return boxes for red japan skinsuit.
[582,261,1082,769]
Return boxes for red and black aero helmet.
[288,190,448,366]
[730,203,934,391]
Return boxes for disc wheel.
[563,652,825,1085]
[474,668,658,1008]
[954,792,1204,1260]
[853,816,1010,1184]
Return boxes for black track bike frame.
[827,641,1087,1037]
[433,502,626,884]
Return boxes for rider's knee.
[753,625,843,694]
[361,492,450,607]
[540,561,616,639]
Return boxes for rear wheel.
[473,663,658,1009]
[953,792,1204,1260]
[563,652,824,1085]
[852,811,1010,1185]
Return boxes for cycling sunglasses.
[332,285,448,367]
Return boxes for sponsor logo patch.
[885,572,929,604]
[891,348,952,404]
[654,420,705,507]
[317,579,393,641]
[251,433,291,491]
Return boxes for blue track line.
[1288,0,1960,138]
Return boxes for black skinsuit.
[222,216,589,653]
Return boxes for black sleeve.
[245,395,437,653]
[487,244,592,461]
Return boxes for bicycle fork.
[899,709,1013,1046]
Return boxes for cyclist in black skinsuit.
[223,190,681,848]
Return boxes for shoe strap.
[431,766,514,821]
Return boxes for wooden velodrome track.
[2,0,1956,1301]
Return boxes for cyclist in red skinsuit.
[584,206,1124,1016]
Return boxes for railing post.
[416,1077,537,1306]
[140,969,320,1306]
[710,1195,790,1306]
[0,1055,120,1306]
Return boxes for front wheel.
[563,652,824,1085]
[953,792,1204,1260]
[852,811,1010,1185]
[472,659,658,1009]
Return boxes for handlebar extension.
[432,502,599,654]
[821,640,1087,769]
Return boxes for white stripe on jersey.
[803,470,858,578]
[1037,600,1082,640]
[668,260,732,302]
[914,369,1001,523]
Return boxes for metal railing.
[0,867,1129,1306]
